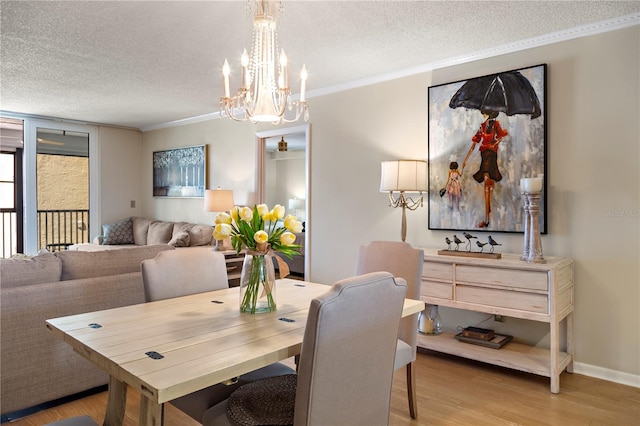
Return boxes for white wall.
[140,26,639,380]
[98,126,143,225]
[142,118,256,226]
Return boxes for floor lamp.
[204,187,235,251]
[380,160,427,242]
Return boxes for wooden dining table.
[46,278,425,426]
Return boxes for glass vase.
[239,252,276,314]
[427,304,443,335]
[419,304,443,335]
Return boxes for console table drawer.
[422,262,452,281]
[456,265,548,291]
[457,285,549,314]
[421,280,453,300]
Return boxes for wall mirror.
[256,125,310,279]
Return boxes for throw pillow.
[132,217,153,245]
[168,231,190,247]
[102,218,134,245]
[147,221,174,245]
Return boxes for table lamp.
[204,187,235,251]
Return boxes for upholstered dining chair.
[140,248,295,422]
[355,240,424,419]
[141,247,230,301]
[202,271,407,426]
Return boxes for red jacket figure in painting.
[461,110,508,228]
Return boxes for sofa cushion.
[102,218,134,245]
[189,224,214,246]
[132,217,153,245]
[169,231,190,247]
[57,245,174,280]
[147,221,174,245]
[0,252,62,288]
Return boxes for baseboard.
[573,362,640,389]
[0,385,108,423]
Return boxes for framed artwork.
[427,64,547,233]
[153,145,208,197]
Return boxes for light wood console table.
[417,249,574,393]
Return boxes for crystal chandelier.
[220,0,309,124]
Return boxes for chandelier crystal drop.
[220,0,309,124]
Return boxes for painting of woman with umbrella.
[428,64,547,233]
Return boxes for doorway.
[256,124,311,278]
[24,120,99,254]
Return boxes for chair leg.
[406,361,418,419]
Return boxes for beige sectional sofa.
[0,245,174,418]
[69,217,214,251]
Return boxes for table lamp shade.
[380,160,427,192]
[204,189,234,212]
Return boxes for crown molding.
[142,13,640,133]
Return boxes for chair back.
[141,248,228,301]
[355,241,424,358]
[293,272,407,426]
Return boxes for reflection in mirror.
[257,126,310,280]
[264,133,306,222]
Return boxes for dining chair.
[355,240,424,419]
[140,248,295,422]
[202,271,407,426]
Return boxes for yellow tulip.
[239,206,253,222]
[280,232,296,245]
[213,223,232,240]
[254,230,269,244]
[272,204,285,220]
[264,211,276,222]
[215,212,232,225]
[230,206,240,222]
[257,204,269,219]
[283,214,297,231]
[291,220,303,233]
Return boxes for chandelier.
[220,0,309,124]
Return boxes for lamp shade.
[204,188,234,212]
[380,160,427,192]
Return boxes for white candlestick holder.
[521,190,545,263]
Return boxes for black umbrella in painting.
[449,71,542,119]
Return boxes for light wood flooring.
[5,350,638,425]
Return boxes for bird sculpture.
[487,236,502,253]
[445,237,452,250]
[476,240,488,252]
[463,232,477,251]
[453,235,463,251]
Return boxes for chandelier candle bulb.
[222,60,231,98]
[241,49,250,89]
[280,49,288,88]
[300,65,308,102]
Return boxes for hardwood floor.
[6,350,638,425]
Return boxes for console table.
[222,250,245,287]
[417,249,574,393]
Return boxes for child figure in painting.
[443,161,462,211]
[461,110,508,228]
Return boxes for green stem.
[240,254,276,314]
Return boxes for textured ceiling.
[1,1,639,130]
